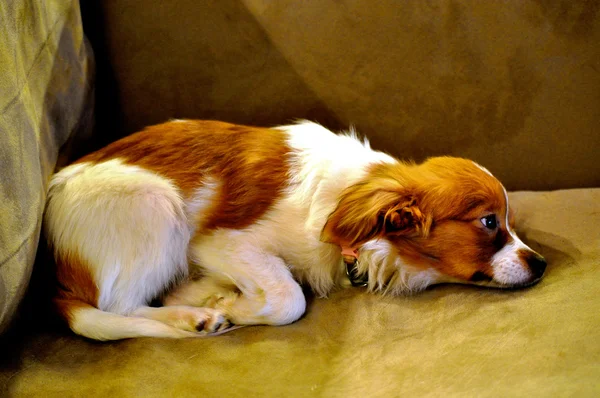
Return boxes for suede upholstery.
[3,190,599,396]
[87,0,599,190]
[1,1,599,396]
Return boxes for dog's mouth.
[438,275,545,290]
[469,276,545,290]
[497,276,545,290]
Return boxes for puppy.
[44,120,546,340]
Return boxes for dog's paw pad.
[194,309,232,333]
[212,318,232,332]
[195,319,207,332]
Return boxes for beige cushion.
[4,188,598,396]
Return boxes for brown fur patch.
[76,120,292,231]
[395,221,498,280]
[321,162,431,247]
[413,158,505,221]
[53,251,99,324]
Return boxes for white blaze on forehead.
[471,160,532,252]
[490,187,535,285]
[474,162,494,177]
[502,187,532,250]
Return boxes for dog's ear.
[321,182,430,247]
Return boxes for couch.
[1,0,599,396]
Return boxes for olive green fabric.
[0,0,93,333]
[1,189,599,396]
[88,0,599,190]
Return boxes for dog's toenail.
[219,320,232,331]
[196,320,206,331]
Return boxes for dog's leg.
[45,161,230,340]
[132,305,230,333]
[182,232,307,326]
[163,276,239,308]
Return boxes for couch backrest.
[86,0,600,190]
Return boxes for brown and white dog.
[44,120,546,340]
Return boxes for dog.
[44,120,547,340]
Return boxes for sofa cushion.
[2,188,598,396]
[0,0,93,334]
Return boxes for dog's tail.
[55,298,197,341]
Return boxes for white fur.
[491,241,532,285]
[185,176,220,234]
[474,162,494,177]
[46,159,190,315]
[273,121,396,295]
[189,230,306,325]
[489,188,536,285]
[358,240,444,294]
[70,306,197,340]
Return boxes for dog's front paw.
[194,308,232,334]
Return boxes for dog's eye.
[480,215,498,230]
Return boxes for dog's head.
[322,157,546,292]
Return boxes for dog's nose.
[528,253,547,279]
